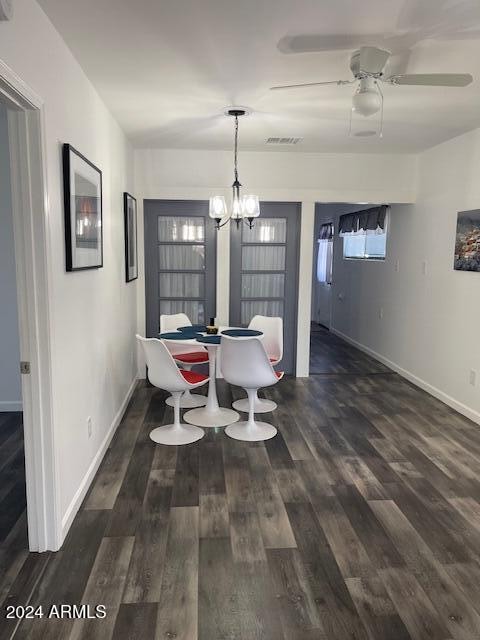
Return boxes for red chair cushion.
[275,371,284,380]
[180,370,209,384]
[174,352,209,364]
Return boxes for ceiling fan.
[270,46,473,122]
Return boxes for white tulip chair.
[232,315,283,414]
[160,313,208,408]
[216,325,242,379]
[137,335,207,445]
[220,335,283,441]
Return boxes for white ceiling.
[37,0,480,153]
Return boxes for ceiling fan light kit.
[352,77,382,117]
[209,108,260,230]
[350,75,384,138]
[271,44,473,139]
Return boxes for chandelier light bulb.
[242,195,260,218]
[232,194,243,219]
[209,195,227,220]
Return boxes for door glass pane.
[241,273,284,298]
[159,273,204,298]
[158,216,205,242]
[159,300,205,324]
[158,245,205,270]
[242,218,286,243]
[242,246,285,271]
[241,300,284,325]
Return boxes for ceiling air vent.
[266,137,303,145]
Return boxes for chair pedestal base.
[183,407,239,428]
[166,389,207,408]
[225,420,277,442]
[232,396,277,413]
[149,423,204,446]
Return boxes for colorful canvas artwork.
[454,210,480,272]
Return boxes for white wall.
[327,128,480,423]
[134,148,417,375]
[0,0,137,542]
[0,103,22,411]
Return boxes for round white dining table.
[161,327,264,428]
[184,334,240,427]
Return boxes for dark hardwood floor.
[0,413,26,543]
[3,334,480,639]
[310,323,390,375]
[0,412,27,568]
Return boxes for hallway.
[2,332,480,639]
[310,323,390,375]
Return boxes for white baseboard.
[0,401,23,412]
[61,377,139,539]
[330,327,480,426]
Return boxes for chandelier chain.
[233,115,239,182]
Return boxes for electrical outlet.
[379,307,384,320]
[469,370,477,387]
[395,260,400,273]
[87,417,92,438]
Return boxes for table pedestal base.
[225,420,277,442]
[183,407,239,428]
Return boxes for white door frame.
[0,59,60,551]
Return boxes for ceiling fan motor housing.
[350,46,391,78]
[350,50,363,77]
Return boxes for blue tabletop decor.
[178,324,207,333]
[196,335,221,345]
[159,331,201,340]
[221,329,263,337]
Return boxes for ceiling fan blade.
[359,46,391,74]
[270,80,353,91]
[386,73,473,86]
[277,34,384,54]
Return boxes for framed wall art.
[124,192,138,282]
[454,209,480,272]
[63,143,103,271]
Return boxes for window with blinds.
[339,206,389,260]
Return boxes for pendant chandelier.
[209,108,260,230]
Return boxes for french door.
[229,202,301,374]
[144,200,216,337]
